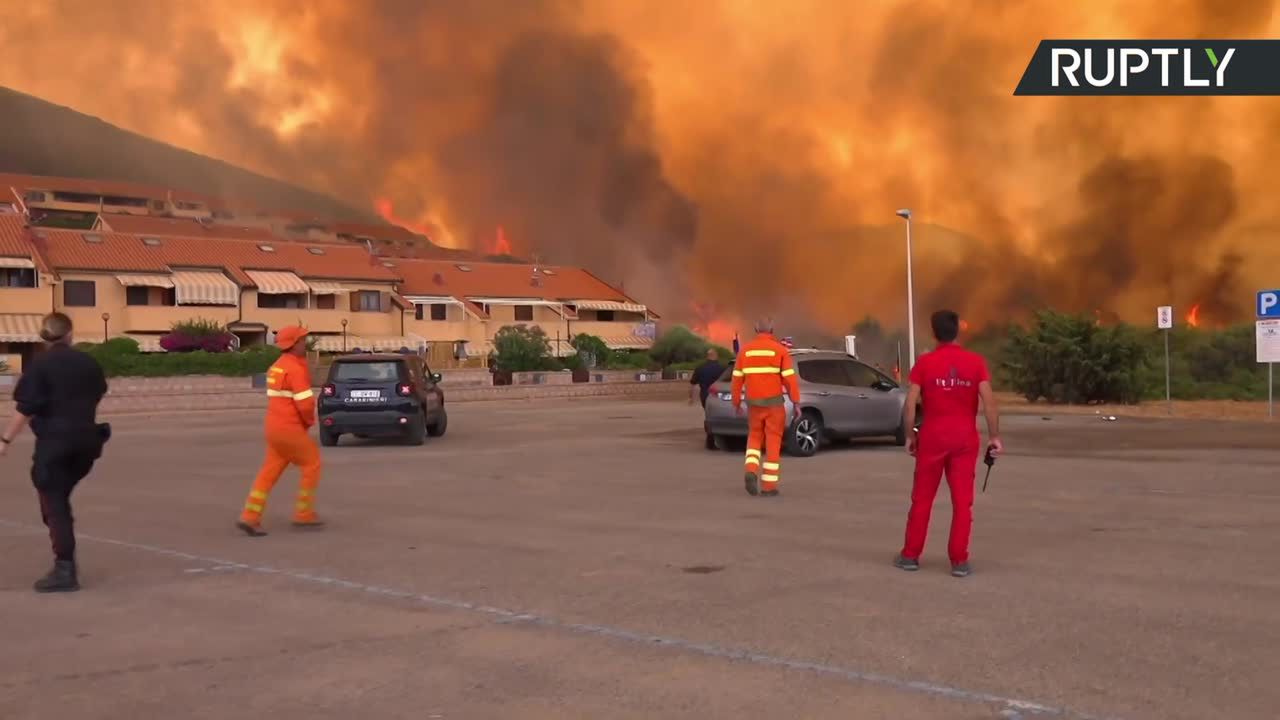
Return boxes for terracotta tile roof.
[36,228,400,286]
[97,214,284,242]
[392,258,643,306]
[0,215,52,273]
[0,172,212,205]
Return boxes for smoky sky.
[1,0,1278,331]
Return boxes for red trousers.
[901,430,979,563]
[744,405,786,490]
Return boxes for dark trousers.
[32,436,100,563]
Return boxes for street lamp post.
[895,209,917,370]
[101,312,110,343]
[341,318,348,353]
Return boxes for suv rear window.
[332,361,402,383]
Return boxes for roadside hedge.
[78,338,281,377]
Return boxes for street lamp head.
[101,312,110,321]
[341,318,348,328]
[895,209,912,220]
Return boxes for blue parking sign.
[1259,290,1280,318]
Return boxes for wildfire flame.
[373,197,460,248]
[960,319,970,332]
[690,301,739,347]
[491,225,513,255]
[1186,304,1201,328]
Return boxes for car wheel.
[427,407,448,437]
[404,415,426,446]
[786,411,822,457]
[320,429,339,447]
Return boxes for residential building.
[393,257,657,366]
[0,214,658,371]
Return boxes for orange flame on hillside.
[374,198,434,237]
[1186,304,1201,328]
[491,225,513,255]
[690,301,740,347]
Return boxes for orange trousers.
[744,405,786,490]
[240,428,321,524]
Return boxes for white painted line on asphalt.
[0,519,1121,720]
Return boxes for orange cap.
[274,325,309,350]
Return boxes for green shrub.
[88,344,281,377]
[649,325,711,367]
[570,333,611,368]
[606,350,654,370]
[1000,310,1149,404]
[492,325,558,371]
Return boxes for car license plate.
[349,390,381,398]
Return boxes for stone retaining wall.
[0,374,684,416]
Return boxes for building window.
[64,280,96,307]
[258,293,304,309]
[125,286,175,306]
[514,305,534,322]
[356,290,381,312]
[596,310,615,321]
[0,268,36,288]
[431,303,447,321]
[315,294,336,310]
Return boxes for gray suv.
[702,350,913,456]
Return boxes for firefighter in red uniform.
[731,318,801,497]
[895,310,1002,577]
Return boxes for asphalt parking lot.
[2,399,1278,720]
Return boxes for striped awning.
[116,274,175,288]
[602,335,655,350]
[171,270,239,305]
[548,339,578,357]
[0,256,35,269]
[312,334,425,353]
[246,270,309,295]
[124,334,165,353]
[571,300,647,313]
[0,313,43,342]
[305,280,351,295]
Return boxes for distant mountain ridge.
[0,86,376,222]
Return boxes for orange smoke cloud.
[2,1,1279,333]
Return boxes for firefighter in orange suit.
[236,326,324,536]
[731,318,801,497]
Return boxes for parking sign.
[1156,305,1173,329]
[1258,290,1280,318]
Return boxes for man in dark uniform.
[689,347,726,449]
[0,312,109,593]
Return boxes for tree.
[492,325,555,371]
[649,325,710,367]
[571,333,611,369]
[1001,310,1149,404]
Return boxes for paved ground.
[2,399,1277,720]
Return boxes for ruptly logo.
[1014,40,1280,95]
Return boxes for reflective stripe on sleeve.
[741,366,781,375]
[292,389,314,401]
[744,349,777,358]
[266,388,315,401]
[732,370,745,377]
[780,368,796,377]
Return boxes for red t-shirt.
[909,343,990,438]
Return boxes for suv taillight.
[397,383,413,396]
[322,384,335,397]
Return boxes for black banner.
[1014,40,1280,95]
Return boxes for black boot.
[34,560,80,593]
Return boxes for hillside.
[0,86,376,222]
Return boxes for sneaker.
[34,560,80,593]
[236,521,268,537]
[744,472,760,496]
[893,555,920,572]
[951,562,972,578]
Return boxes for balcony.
[244,307,350,333]
[123,305,238,333]
[0,287,53,315]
